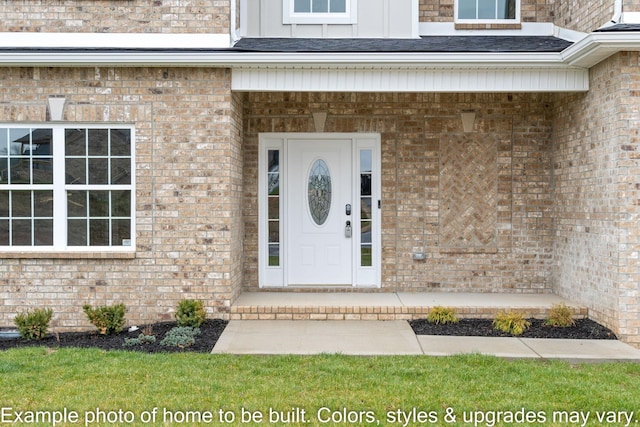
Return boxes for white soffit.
[232,67,589,92]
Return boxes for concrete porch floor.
[230,292,588,321]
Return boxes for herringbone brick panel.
[439,134,498,249]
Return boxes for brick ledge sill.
[0,251,136,259]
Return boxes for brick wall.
[626,0,640,12]
[229,92,245,305]
[418,0,554,23]
[0,0,229,33]
[553,52,640,346]
[554,1,613,32]
[242,92,555,293]
[0,66,241,331]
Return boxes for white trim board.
[233,67,588,92]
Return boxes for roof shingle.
[595,24,640,32]
[232,36,573,53]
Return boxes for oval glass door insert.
[308,159,332,226]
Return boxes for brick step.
[230,292,588,321]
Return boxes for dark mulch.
[2,318,617,354]
[410,318,617,340]
[0,319,228,353]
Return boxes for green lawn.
[1,348,639,426]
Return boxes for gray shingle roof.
[233,36,573,53]
[595,24,640,32]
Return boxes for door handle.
[345,221,352,238]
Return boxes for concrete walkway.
[212,320,640,362]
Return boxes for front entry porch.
[230,292,588,321]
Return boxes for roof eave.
[0,31,637,70]
[563,32,640,67]
[0,50,569,68]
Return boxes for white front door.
[287,139,352,285]
[258,133,381,288]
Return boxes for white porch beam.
[232,67,589,92]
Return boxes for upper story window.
[0,124,134,251]
[283,0,357,24]
[456,0,519,23]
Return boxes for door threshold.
[287,285,352,288]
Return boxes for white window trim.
[454,0,521,24]
[283,0,357,24]
[0,123,135,253]
[258,136,284,287]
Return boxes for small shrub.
[14,308,53,340]
[492,311,531,336]
[545,304,576,328]
[175,299,206,328]
[82,303,126,335]
[123,333,157,347]
[160,326,201,348]
[427,306,459,325]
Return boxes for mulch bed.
[410,318,618,340]
[1,318,618,354]
[0,319,228,354]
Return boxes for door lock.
[345,203,351,216]
[345,221,352,238]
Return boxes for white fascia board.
[563,32,640,68]
[0,32,231,49]
[232,67,588,92]
[0,50,568,67]
[222,52,566,67]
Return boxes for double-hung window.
[456,0,519,23]
[0,124,134,251]
[283,0,357,24]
